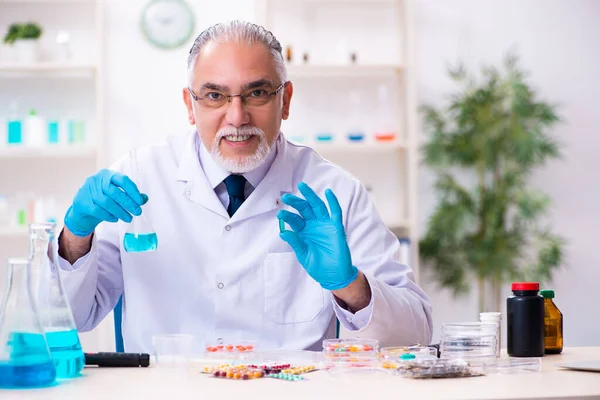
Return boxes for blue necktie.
[224,174,247,217]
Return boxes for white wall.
[415,0,600,346]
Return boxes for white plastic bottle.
[24,109,46,148]
[480,312,502,358]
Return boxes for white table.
[2,347,600,400]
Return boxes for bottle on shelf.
[374,85,397,143]
[346,91,366,143]
[7,102,23,146]
[25,110,46,148]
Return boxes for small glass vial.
[540,289,563,354]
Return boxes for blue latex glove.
[64,169,147,237]
[277,182,359,291]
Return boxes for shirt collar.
[197,133,279,190]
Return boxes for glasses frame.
[188,81,287,109]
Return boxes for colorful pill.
[279,218,285,233]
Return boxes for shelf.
[0,146,96,159]
[0,63,97,78]
[310,141,405,153]
[0,226,27,237]
[286,65,402,79]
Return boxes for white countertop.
[2,347,600,400]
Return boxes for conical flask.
[0,258,56,388]
[29,223,85,378]
[123,148,158,252]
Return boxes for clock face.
[140,0,195,50]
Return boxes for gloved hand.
[64,169,147,237]
[277,182,358,291]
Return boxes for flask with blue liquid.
[0,258,56,388]
[29,223,85,378]
[123,149,158,252]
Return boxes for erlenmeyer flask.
[29,223,85,378]
[123,148,158,252]
[0,258,56,388]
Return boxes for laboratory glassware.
[29,223,85,378]
[123,148,158,252]
[0,258,56,388]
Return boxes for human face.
[183,41,293,173]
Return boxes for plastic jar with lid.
[507,282,544,357]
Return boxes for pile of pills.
[210,366,265,380]
[247,363,291,375]
[281,366,317,375]
[267,373,305,381]
[205,344,255,353]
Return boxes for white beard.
[210,126,272,174]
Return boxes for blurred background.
[0,0,598,351]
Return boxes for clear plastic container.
[483,357,542,374]
[395,358,484,379]
[152,334,194,368]
[322,338,379,359]
[205,340,257,354]
[440,322,498,364]
[379,345,438,370]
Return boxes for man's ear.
[183,88,196,125]
[281,82,293,120]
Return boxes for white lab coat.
[58,132,432,353]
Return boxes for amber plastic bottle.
[540,289,563,354]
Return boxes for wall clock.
[140,0,195,50]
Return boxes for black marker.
[84,352,150,367]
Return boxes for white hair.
[187,20,287,86]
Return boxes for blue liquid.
[123,232,158,252]
[45,329,85,378]
[7,120,23,144]
[316,133,333,142]
[47,121,60,144]
[0,332,56,388]
[347,133,365,142]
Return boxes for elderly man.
[58,20,432,353]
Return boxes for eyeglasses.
[188,81,287,110]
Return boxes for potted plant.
[3,22,43,63]
[419,53,566,314]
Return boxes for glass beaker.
[29,223,85,378]
[123,148,158,253]
[0,258,56,388]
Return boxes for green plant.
[3,23,43,45]
[419,53,566,314]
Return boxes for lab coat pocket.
[263,252,325,324]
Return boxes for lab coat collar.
[176,131,294,222]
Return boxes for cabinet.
[255,0,420,279]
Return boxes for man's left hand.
[278,182,371,311]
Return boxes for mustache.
[216,126,265,140]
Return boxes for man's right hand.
[64,169,147,237]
